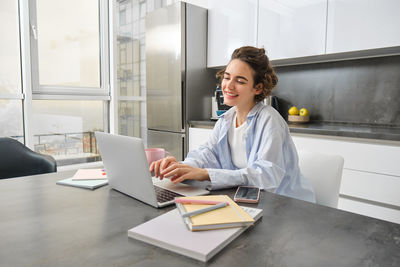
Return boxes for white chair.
[298,150,344,208]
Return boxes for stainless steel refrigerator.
[146,2,215,161]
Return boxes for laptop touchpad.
[152,178,209,196]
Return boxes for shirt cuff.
[206,168,244,190]
[182,158,200,168]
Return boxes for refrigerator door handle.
[181,80,185,131]
[181,133,186,159]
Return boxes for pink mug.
[145,148,171,166]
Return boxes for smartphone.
[234,186,261,203]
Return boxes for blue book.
[56,177,108,190]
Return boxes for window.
[112,0,177,145]
[118,100,142,137]
[32,100,106,165]
[0,0,110,166]
[0,100,24,143]
[36,0,100,88]
[27,0,110,165]
[0,0,24,142]
[1,0,175,167]
[114,0,168,144]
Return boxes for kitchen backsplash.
[273,55,400,126]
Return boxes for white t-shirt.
[228,114,247,169]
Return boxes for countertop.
[1,171,400,266]
[189,120,400,142]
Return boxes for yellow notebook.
[175,195,255,231]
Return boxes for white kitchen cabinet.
[258,0,327,60]
[207,0,258,68]
[291,134,400,177]
[341,169,400,207]
[188,127,213,152]
[207,0,400,64]
[182,0,209,9]
[291,133,400,224]
[326,0,400,53]
[339,198,400,224]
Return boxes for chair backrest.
[298,150,344,208]
[0,137,57,179]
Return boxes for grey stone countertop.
[189,120,400,142]
[1,171,400,266]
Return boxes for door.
[146,2,184,132]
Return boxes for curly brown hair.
[216,46,278,102]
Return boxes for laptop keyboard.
[154,186,183,203]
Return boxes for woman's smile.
[224,90,239,98]
[221,59,260,112]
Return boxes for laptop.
[95,132,209,208]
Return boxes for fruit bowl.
[288,115,310,123]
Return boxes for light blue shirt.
[183,102,316,203]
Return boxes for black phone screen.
[235,187,259,200]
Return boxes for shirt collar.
[246,102,265,119]
[219,102,265,131]
[220,101,264,120]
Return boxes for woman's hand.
[149,156,178,179]
[160,163,210,184]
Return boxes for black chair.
[0,137,57,179]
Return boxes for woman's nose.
[225,79,234,89]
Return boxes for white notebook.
[56,177,108,190]
[128,207,262,262]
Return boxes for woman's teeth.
[225,92,238,97]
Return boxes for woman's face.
[221,59,262,111]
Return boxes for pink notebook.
[71,169,107,181]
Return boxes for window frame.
[28,0,110,97]
[19,0,111,150]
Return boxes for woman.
[150,46,315,202]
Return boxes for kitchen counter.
[188,120,400,142]
[2,171,400,266]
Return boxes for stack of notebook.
[128,195,262,262]
[56,169,108,190]
[175,195,255,231]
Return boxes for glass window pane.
[36,0,100,87]
[117,39,141,96]
[32,100,106,165]
[0,0,21,94]
[116,0,141,97]
[0,100,23,141]
[118,101,142,137]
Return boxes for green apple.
[288,106,299,115]
[299,108,309,116]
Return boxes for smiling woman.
[150,46,316,203]
[217,46,278,103]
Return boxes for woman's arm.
[182,119,223,169]
[158,121,224,184]
[162,127,287,190]
[150,119,223,180]
[207,127,287,191]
